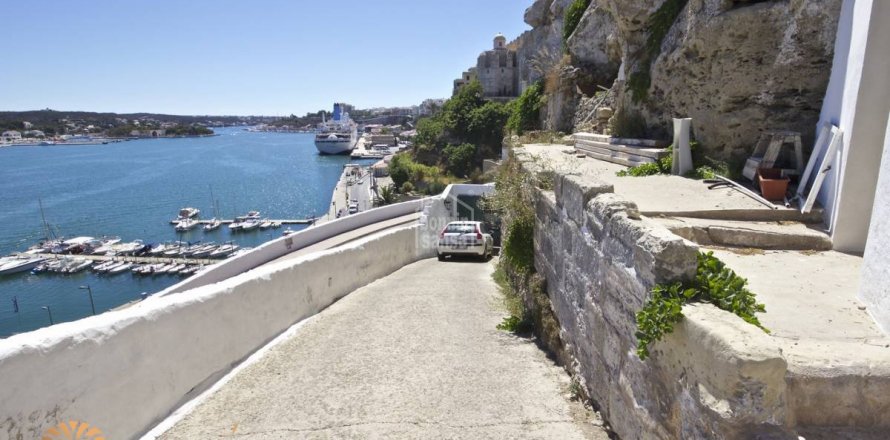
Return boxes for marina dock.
[172,219,315,225]
[40,253,218,266]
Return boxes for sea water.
[0,127,366,337]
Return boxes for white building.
[1,130,22,142]
[815,0,889,329]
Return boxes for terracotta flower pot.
[757,168,790,201]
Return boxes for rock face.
[513,0,574,91]
[510,0,842,161]
[642,0,842,159]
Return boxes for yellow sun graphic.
[42,420,105,440]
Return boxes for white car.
[348,202,359,214]
[437,221,494,261]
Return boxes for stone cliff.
[511,0,842,161]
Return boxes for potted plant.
[757,168,790,201]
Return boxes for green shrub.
[502,216,535,274]
[627,69,652,103]
[400,181,415,194]
[563,0,592,48]
[389,153,412,188]
[635,251,768,360]
[616,162,663,177]
[507,82,545,135]
[443,143,477,177]
[624,0,688,103]
[426,179,447,195]
[496,314,534,333]
[609,108,647,138]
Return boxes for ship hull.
[314,139,356,155]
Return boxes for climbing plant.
[635,251,768,360]
[562,0,592,49]
[627,0,689,102]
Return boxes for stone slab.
[654,217,832,250]
[518,144,822,222]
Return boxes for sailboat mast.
[38,197,54,241]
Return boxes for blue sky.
[0,0,531,116]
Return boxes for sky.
[0,0,532,116]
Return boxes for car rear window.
[445,224,476,233]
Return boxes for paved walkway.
[159,258,606,439]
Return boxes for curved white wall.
[0,224,433,439]
[160,198,428,296]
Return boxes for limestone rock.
[524,0,553,27]
[567,3,621,83]
[641,0,842,159]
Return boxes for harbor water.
[0,127,368,337]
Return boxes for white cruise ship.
[314,103,358,155]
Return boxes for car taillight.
[475,226,482,241]
[440,228,446,239]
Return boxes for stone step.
[574,145,657,167]
[575,139,670,160]
[573,132,670,148]
[652,216,832,251]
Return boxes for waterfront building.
[2,130,22,142]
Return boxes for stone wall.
[519,153,811,439]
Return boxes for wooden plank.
[802,126,843,214]
[761,136,784,168]
[796,124,831,201]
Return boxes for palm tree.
[375,184,397,207]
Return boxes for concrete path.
[159,258,606,439]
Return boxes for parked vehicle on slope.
[436,221,493,261]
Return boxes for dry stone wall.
[522,155,797,439]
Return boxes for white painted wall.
[816,0,890,253]
[0,183,499,439]
[860,113,890,332]
[0,225,433,439]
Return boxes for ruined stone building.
[453,34,519,98]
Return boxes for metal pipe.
[712,175,777,210]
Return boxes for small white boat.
[240,219,260,231]
[190,244,217,258]
[209,243,239,258]
[179,207,200,219]
[259,219,273,229]
[235,210,261,221]
[228,221,243,231]
[282,228,296,237]
[0,256,46,276]
[93,260,119,273]
[168,264,187,274]
[66,259,93,274]
[271,221,282,229]
[203,218,221,231]
[175,219,198,231]
[153,264,176,275]
[148,244,169,255]
[108,263,132,275]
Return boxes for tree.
[443,143,476,177]
[388,153,412,188]
[375,184,397,206]
[507,81,545,135]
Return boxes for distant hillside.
[0,109,275,136]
